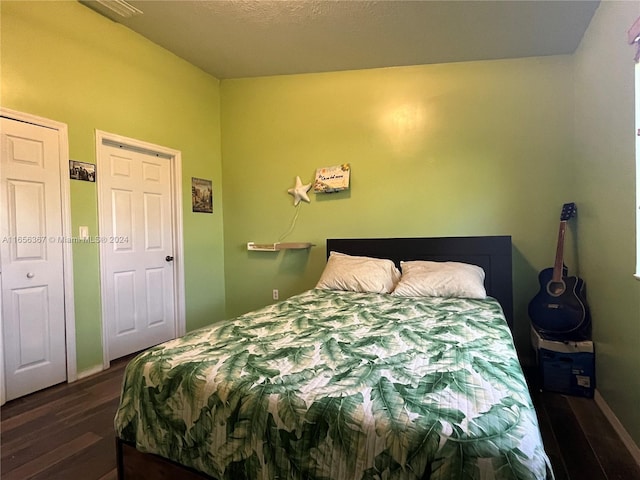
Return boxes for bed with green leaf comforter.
[115,289,553,480]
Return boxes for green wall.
[220,2,640,448]
[573,1,640,447]
[3,0,639,453]
[220,57,576,359]
[1,1,226,373]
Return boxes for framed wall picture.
[192,177,213,213]
[313,164,350,193]
[69,160,96,182]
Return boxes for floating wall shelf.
[247,242,315,252]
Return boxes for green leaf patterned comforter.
[115,289,553,480]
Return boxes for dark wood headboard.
[326,236,513,329]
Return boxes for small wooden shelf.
[247,242,315,251]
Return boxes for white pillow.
[316,252,401,294]
[392,261,487,299]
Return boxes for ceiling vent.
[80,0,142,20]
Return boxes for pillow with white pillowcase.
[392,260,487,299]
[316,252,401,294]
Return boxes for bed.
[115,236,553,480]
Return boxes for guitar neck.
[552,221,567,282]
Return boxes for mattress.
[115,288,553,479]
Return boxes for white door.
[0,117,67,401]
[99,143,177,361]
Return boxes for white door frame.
[0,107,77,405]
[95,130,185,368]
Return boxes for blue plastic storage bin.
[531,327,595,398]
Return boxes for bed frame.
[117,235,513,479]
[326,236,513,329]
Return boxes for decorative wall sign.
[69,160,96,182]
[313,164,350,193]
[192,177,213,213]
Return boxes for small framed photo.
[69,160,96,182]
[192,177,213,213]
[313,164,351,193]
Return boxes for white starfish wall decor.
[287,176,311,206]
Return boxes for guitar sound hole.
[547,281,566,297]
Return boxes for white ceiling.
[81,0,600,80]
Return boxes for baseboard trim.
[594,389,640,467]
[76,364,104,380]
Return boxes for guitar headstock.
[560,202,577,221]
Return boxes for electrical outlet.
[272,289,279,300]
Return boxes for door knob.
[26,272,35,278]
[165,256,174,262]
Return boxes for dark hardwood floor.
[0,356,131,480]
[525,366,640,480]
[2,357,639,480]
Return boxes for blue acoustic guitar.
[528,202,591,340]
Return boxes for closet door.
[98,142,177,360]
[1,117,67,401]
